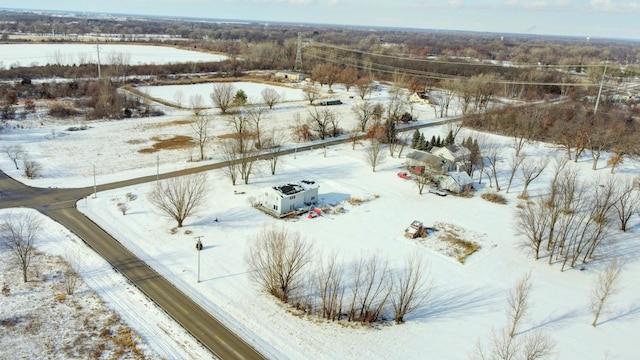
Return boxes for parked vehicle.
[428,189,447,196]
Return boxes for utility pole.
[96,40,102,78]
[294,32,303,72]
[594,60,608,115]
[194,236,203,283]
[92,164,97,198]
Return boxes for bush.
[481,192,507,204]
[48,102,77,118]
[23,159,41,178]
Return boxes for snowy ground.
[1,81,640,359]
[0,43,228,69]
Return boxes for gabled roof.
[431,145,470,161]
[448,171,473,186]
[406,150,445,169]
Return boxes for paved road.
[0,118,457,359]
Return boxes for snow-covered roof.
[448,171,473,186]
[431,145,470,161]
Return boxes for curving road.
[0,118,456,359]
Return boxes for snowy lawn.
[0,208,214,360]
[0,43,228,69]
[77,138,640,359]
[1,80,639,359]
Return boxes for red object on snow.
[397,172,409,179]
[314,208,322,215]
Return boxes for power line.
[305,43,619,88]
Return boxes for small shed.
[275,70,306,81]
[435,171,473,194]
[404,220,426,239]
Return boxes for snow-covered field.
[1,81,640,359]
[139,82,306,107]
[0,43,228,69]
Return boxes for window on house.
[274,205,278,210]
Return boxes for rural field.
[2,58,639,359]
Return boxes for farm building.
[275,70,306,81]
[409,91,431,104]
[261,180,319,217]
[430,145,471,172]
[434,171,474,194]
[405,150,446,174]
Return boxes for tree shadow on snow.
[518,306,586,334]
[597,300,640,326]
[410,284,503,323]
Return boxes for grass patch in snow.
[138,135,194,153]
[416,222,481,264]
[481,192,507,204]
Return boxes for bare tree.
[62,252,79,295]
[117,200,130,215]
[210,82,236,114]
[263,129,287,176]
[347,254,391,323]
[260,87,281,109]
[245,225,314,302]
[521,331,556,360]
[391,254,432,324]
[515,200,550,261]
[148,173,207,228]
[247,104,268,149]
[191,112,211,161]
[364,139,386,172]
[316,252,345,321]
[519,157,547,199]
[307,107,333,140]
[591,258,624,327]
[507,272,533,338]
[435,79,456,117]
[612,177,640,232]
[5,144,25,169]
[302,83,320,105]
[505,152,526,193]
[484,143,504,191]
[351,100,373,132]
[1,213,42,283]
[413,172,433,195]
[219,138,240,185]
[356,78,373,100]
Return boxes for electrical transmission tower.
[294,32,302,72]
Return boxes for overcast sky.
[2,0,639,40]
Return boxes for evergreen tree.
[428,135,436,151]
[233,89,247,106]
[418,133,427,151]
[384,119,397,144]
[436,135,442,147]
[411,129,421,149]
[445,130,455,145]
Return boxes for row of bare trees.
[245,225,432,324]
[463,101,639,172]
[515,159,640,270]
